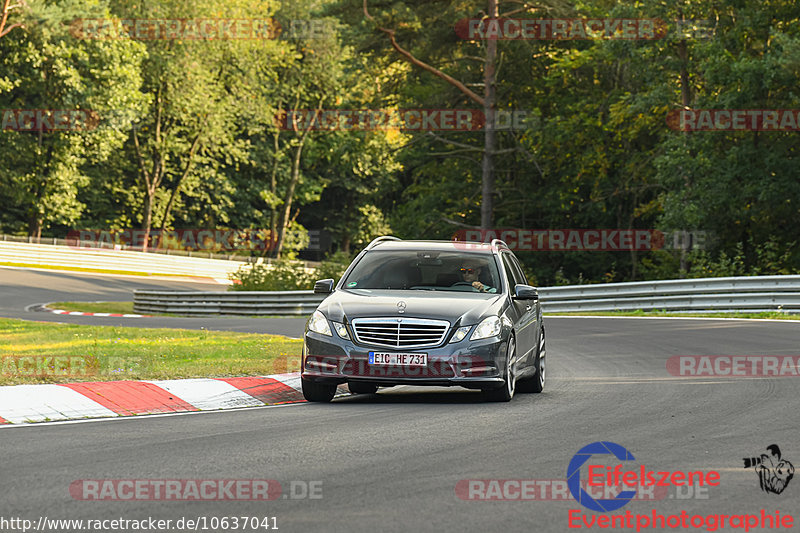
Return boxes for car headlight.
[333,322,350,339]
[308,310,332,336]
[470,316,502,340]
[450,326,471,343]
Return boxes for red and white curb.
[27,302,150,318]
[0,373,349,425]
[49,309,150,318]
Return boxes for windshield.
[341,250,502,293]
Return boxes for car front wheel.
[302,378,336,402]
[482,336,516,402]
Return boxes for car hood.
[317,289,502,326]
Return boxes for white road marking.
[0,400,309,429]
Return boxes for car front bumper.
[301,331,509,390]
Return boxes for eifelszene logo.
[567,441,721,513]
[567,441,638,512]
[743,445,794,495]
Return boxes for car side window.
[508,254,529,285]
[501,253,522,290]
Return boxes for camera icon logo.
[743,445,794,495]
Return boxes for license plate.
[368,352,428,366]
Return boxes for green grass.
[546,310,800,320]
[0,318,303,385]
[49,301,138,314]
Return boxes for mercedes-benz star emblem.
[397,301,407,313]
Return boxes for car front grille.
[351,318,450,349]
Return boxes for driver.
[459,260,496,293]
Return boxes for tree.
[234,0,357,258]
[359,0,570,228]
[108,0,284,251]
[0,0,146,238]
[0,0,26,38]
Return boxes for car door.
[501,252,537,367]
[508,253,541,365]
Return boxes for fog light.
[450,326,471,343]
[461,366,497,376]
[333,322,350,339]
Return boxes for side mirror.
[513,284,539,300]
[314,279,335,294]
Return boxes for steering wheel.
[452,281,480,291]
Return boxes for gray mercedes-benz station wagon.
[301,237,546,402]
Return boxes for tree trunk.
[274,137,307,258]
[629,194,639,280]
[142,190,154,252]
[158,133,203,237]
[363,0,489,226]
[268,132,280,255]
[27,214,42,241]
[481,0,498,229]
[273,102,320,258]
[133,85,166,253]
[677,30,692,275]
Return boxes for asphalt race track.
[0,267,307,337]
[2,267,800,532]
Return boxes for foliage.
[0,0,146,236]
[229,259,313,291]
[229,249,356,291]
[687,240,798,278]
[2,0,799,285]
[312,250,355,284]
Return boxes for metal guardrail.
[134,290,322,316]
[133,275,800,316]
[538,275,800,313]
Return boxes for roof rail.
[366,236,401,250]
[490,239,509,250]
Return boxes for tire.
[518,326,546,393]
[482,336,516,402]
[348,382,378,395]
[302,378,336,403]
